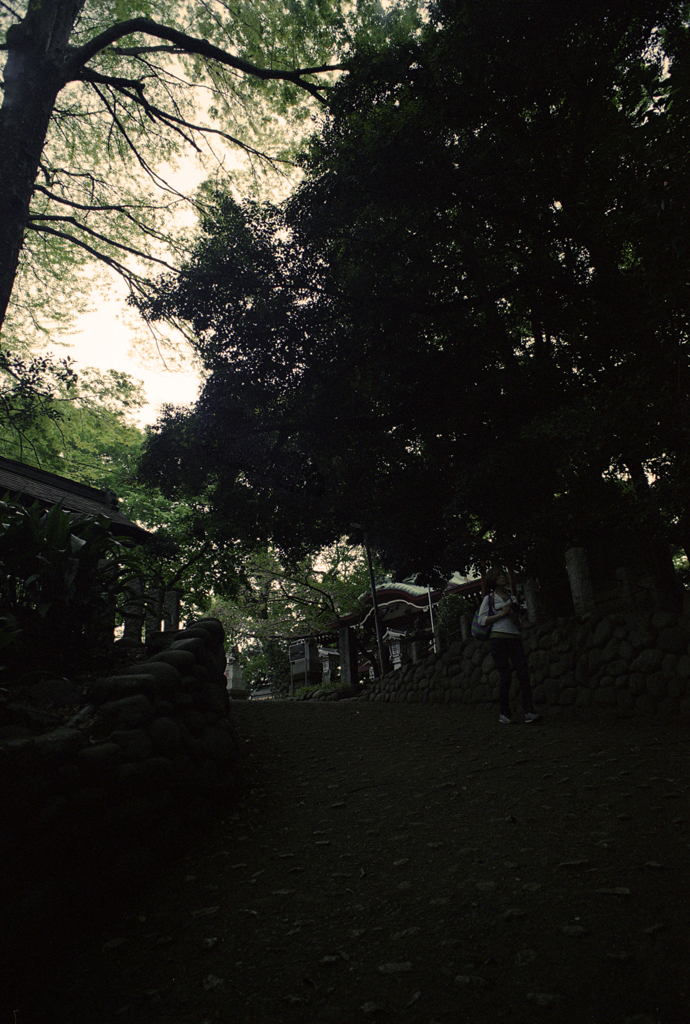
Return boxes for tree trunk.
[0,0,84,335]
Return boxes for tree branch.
[66,18,333,104]
[82,72,293,166]
[27,214,176,270]
[23,223,156,292]
[0,0,21,19]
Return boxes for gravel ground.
[7,700,690,1024]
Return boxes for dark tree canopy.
[139,0,690,581]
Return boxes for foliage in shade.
[139,0,690,583]
[0,500,137,677]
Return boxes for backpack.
[471,594,494,641]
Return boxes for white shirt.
[477,591,521,637]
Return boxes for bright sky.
[58,155,209,427]
[61,281,202,427]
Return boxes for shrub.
[0,498,137,679]
[436,594,475,648]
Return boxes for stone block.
[601,639,620,662]
[576,688,592,707]
[170,637,206,658]
[591,618,614,647]
[588,648,604,673]
[629,673,645,694]
[651,610,678,631]
[662,654,679,679]
[191,617,225,643]
[680,698,690,718]
[149,716,183,755]
[658,697,681,717]
[667,677,686,699]
[630,649,664,674]
[559,688,576,705]
[658,627,689,656]
[645,673,667,698]
[150,649,196,672]
[618,640,634,662]
[593,687,616,706]
[109,729,152,762]
[101,694,156,728]
[635,694,656,715]
[122,660,180,686]
[76,742,122,771]
[31,727,86,760]
[117,757,174,793]
[90,675,159,704]
[616,690,634,712]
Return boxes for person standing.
[477,568,541,725]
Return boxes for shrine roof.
[0,455,149,541]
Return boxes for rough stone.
[170,637,206,658]
[591,618,614,647]
[645,673,667,698]
[149,716,183,755]
[635,694,656,715]
[122,660,181,686]
[32,727,86,760]
[667,677,686,699]
[601,639,620,662]
[658,627,689,656]
[593,687,616,707]
[630,649,664,674]
[618,640,635,662]
[191,617,225,642]
[117,757,174,794]
[109,729,152,762]
[588,649,604,673]
[76,742,123,770]
[677,655,690,680]
[101,694,156,728]
[658,697,681,717]
[651,610,678,631]
[90,675,159,704]
[616,691,634,712]
[662,654,679,679]
[150,649,197,672]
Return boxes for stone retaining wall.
[0,617,241,960]
[362,609,690,717]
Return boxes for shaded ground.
[8,701,690,1024]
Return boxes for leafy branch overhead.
[0,0,418,348]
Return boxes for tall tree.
[0,0,417,346]
[139,0,690,579]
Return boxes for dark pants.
[490,636,534,717]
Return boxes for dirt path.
[9,701,690,1024]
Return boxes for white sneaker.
[498,714,512,725]
[524,712,541,723]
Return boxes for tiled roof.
[0,456,149,540]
